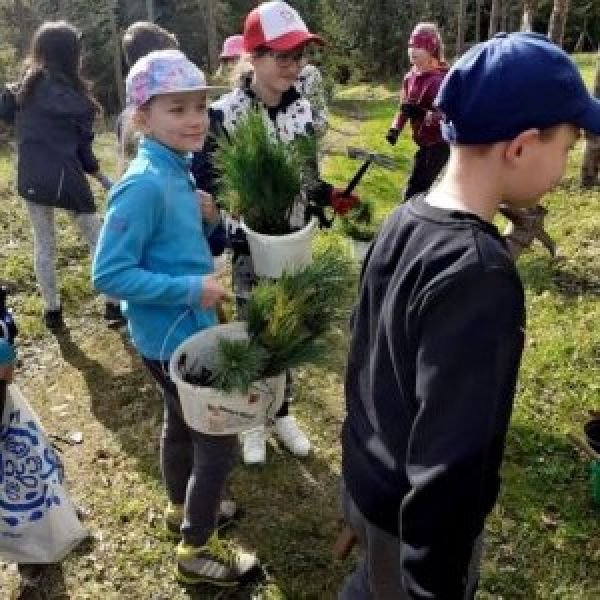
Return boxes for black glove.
[385,127,399,146]
[400,102,427,120]
[229,226,251,263]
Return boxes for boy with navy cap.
[340,32,600,600]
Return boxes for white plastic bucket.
[241,218,317,278]
[349,238,372,262]
[169,322,285,435]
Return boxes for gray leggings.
[25,202,102,311]
[143,358,238,547]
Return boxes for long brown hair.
[17,20,100,112]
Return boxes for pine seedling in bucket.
[214,110,316,235]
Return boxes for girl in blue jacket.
[92,50,258,588]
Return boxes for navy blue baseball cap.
[435,32,600,144]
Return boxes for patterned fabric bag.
[0,384,87,563]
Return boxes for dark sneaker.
[43,307,64,331]
[165,499,241,539]
[176,535,259,587]
[104,302,126,326]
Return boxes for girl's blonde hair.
[118,106,144,175]
[412,22,445,62]
[229,53,254,88]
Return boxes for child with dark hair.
[0,21,118,330]
[122,21,179,71]
[341,32,599,599]
[386,22,449,202]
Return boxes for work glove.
[400,102,427,120]
[329,188,360,216]
[385,127,400,146]
[229,226,251,262]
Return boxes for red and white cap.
[243,1,324,53]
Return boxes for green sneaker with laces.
[164,500,241,539]
[175,535,259,587]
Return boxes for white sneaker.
[241,426,267,465]
[274,416,311,457]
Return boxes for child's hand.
[200,275,229,309]
[197,190,220,224]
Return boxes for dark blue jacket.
[0,75,99,213]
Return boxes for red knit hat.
[243,1,324,53]
[408,30,440,58]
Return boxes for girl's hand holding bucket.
[200,276,231,309]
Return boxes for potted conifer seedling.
[214,111,318,278]
[169,241,354,436]
[339,198,378,261]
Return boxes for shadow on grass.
[518,254,600,297]
[480,422,598,599]
[51,326,163,481]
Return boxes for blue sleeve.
[0,339,16,365]
[92,176,203,306]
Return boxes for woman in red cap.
[386,22,450,202]
[192,1,358,466]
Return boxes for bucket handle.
[159,308,192,378]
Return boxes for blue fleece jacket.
[92,137,217,360]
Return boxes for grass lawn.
[0,54,599,599]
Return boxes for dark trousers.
[403,142,450,202]
[143,358,238,547]
[338,480,483,600]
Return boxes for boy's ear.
[504,129,541,164]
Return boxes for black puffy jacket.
[0,75,99,213]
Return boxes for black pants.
[403,142,450,202]
[143,358,238,546]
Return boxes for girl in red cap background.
[386,22,449,202]
[192,0,358,466]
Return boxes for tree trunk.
[521,0,538,31]
[456,0,467,55]
[501,0,508,32]
[581,47,600,187]
[110,1,125,109]
[146,0,155,22]
[488,0,500,38]
[475,0,482,42]
[14,0,30,58]
[547,0,570,46]
[205,0,218,73]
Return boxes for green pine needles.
[340,198,378,241]
[210,243,355,393]
[210,338,269,394]
[214,110,316,235]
